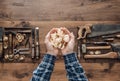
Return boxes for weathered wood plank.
[0,0,120,21]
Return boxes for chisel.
[35,27,40,59]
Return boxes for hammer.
[81,44,111,53]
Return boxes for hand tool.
[77,24,92,39]
[8,33,13,55]
[0,27,4,59]
[35,27,40,59]
[14,54,20,60]
[103,38,114,42]
[19,55,25,61]
[17,30,32,33]
[31,28,35,59]
[8,54,14,61]
[89,51,94,55]
[3,36,8,42]
[84,52,118,59]
[87,46,111,50]
[16,33,25,43]
[13,48,30,55]
[86,42,109,45]
[81,44,86,53]
[4,42,8,49]
[3,35,9,49]
[94,50,101,55]
[87,24,120,38]
[81,44,111,53]
[102,35,120,39]
[4,54,9,60]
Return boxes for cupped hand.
[44,28,59,56]
[61,28,75,55]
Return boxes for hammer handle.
[84,52,118,59]
[87,46,111,50]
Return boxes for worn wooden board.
[0,21,120,81]
[0,0,120,21]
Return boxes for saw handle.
[77,25,91,39]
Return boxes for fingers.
[60,27,71,35]
[45,28,58,39]
[60,27,75,43]
[69,32,75,43]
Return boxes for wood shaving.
[50,28,70,49]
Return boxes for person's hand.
[45,28,59,56]
[61,28,75,55]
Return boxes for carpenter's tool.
[102,35,120,39]
[78,24,120,39]
[13,48,30,55]
[17,30,32,33]
[87,46,111,50]
[81,44,111,53]
[87,24,120,38]
[16,33,25,43]
[0,27,4,59]
[8,33,13,55]
[84,43,120,59]
[31,28,35,59]
[3,35,9,49]
[14,54,20,60]
[86,42,109,45]
[77,24,92,39]
[35,27,40,59]
[84,52,118,59]
[94,50,101,55]
[103,38,114,42]
[19,55,25,61]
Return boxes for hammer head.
[81,44,86,53]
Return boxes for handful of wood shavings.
[50,28,70,49]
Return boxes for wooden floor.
[0,62,120,81]
[0,0,120,21]
[0,21,120,81]
[0,0,120,81]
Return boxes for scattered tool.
[102,35,120,39]
[19,55,25,61]
[84,52,118,59]
[0,27,4,60]
[35,27,40,59]
[17,30,32,33]
[8,33,13,55]
[94,50,101,55]
[81,44,111,53]
[103,38,114,42]
[87,46,111,50]
[31,28,35,59]
[77,24,92,39]
[86,42,109,45]
[3,35,9,49]
[16,33,25,43]
[13,48,30,55]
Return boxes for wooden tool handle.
[84,52,118,59]
[86,46,111,50]
[77,25,91,39]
